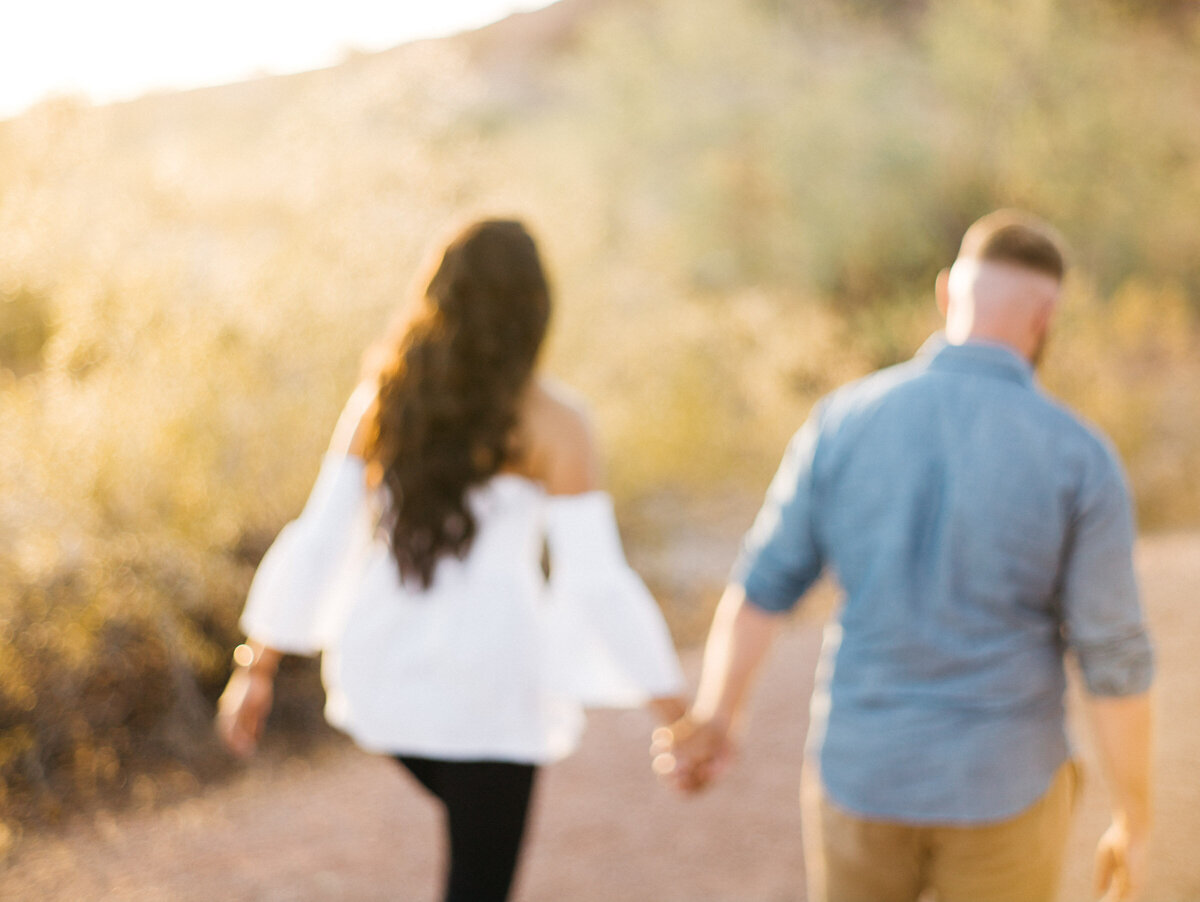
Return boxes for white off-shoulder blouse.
[240,453,685,765]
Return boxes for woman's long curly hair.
[363,219,551,588]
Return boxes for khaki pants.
[801,761,1080,902]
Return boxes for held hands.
[215,664,274,758]
[650,712,737,794]
[1095,819,1149,902]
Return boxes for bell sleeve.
[238,453,373,655]
[542,492,686,707]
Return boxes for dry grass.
[1,531,1195,901]
[1,0,1198,829]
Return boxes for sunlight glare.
[0,0,554,119]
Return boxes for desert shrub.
[1,0,1199,829]
[1042,278,1200,525]
[0,288,54,377]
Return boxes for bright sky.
[0,0,555,120]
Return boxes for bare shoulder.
[521,377,600,495]
[329,381,379,459]
[527,377,592,432]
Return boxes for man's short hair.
[959,210,1067,281]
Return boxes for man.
[654,211,1154,902]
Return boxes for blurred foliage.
[1,0,1199,830]
[0,289,54,377]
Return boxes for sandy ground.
[1,533,1197,902]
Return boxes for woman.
[215,219,687,902]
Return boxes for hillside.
[1,0,1199,837]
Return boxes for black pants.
[396,756,538,902]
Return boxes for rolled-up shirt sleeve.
[1059,451,1155,697]
[731,409,825,613]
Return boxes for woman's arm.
[531,379,688,719]
[215,383,377,757]
[521,377,600,495]
[215,640,282,758]
[332,380,378,459]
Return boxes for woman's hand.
[215,656,276,758]
[650,712,737,794]
[647,695,689,727]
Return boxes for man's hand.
[1083,691,1153,902]
[649,585,781,794]
[650,714,736,794]
[215,667,274,758]
[1094,819,1149,902]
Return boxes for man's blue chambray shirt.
[732,337,1155,824]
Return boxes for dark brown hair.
[959,209,1067,281]
[363,219,551,588]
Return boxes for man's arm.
[1085,691,1153,902]
[652,409,825,792]
[652,585,783,792]
[692,585,784,731]
[1057,449,1155,901]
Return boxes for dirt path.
[2,535,1198,901]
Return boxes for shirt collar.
[918,333,1036,387]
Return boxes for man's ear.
[1030,285,1059,339]
[935,268,951,318]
